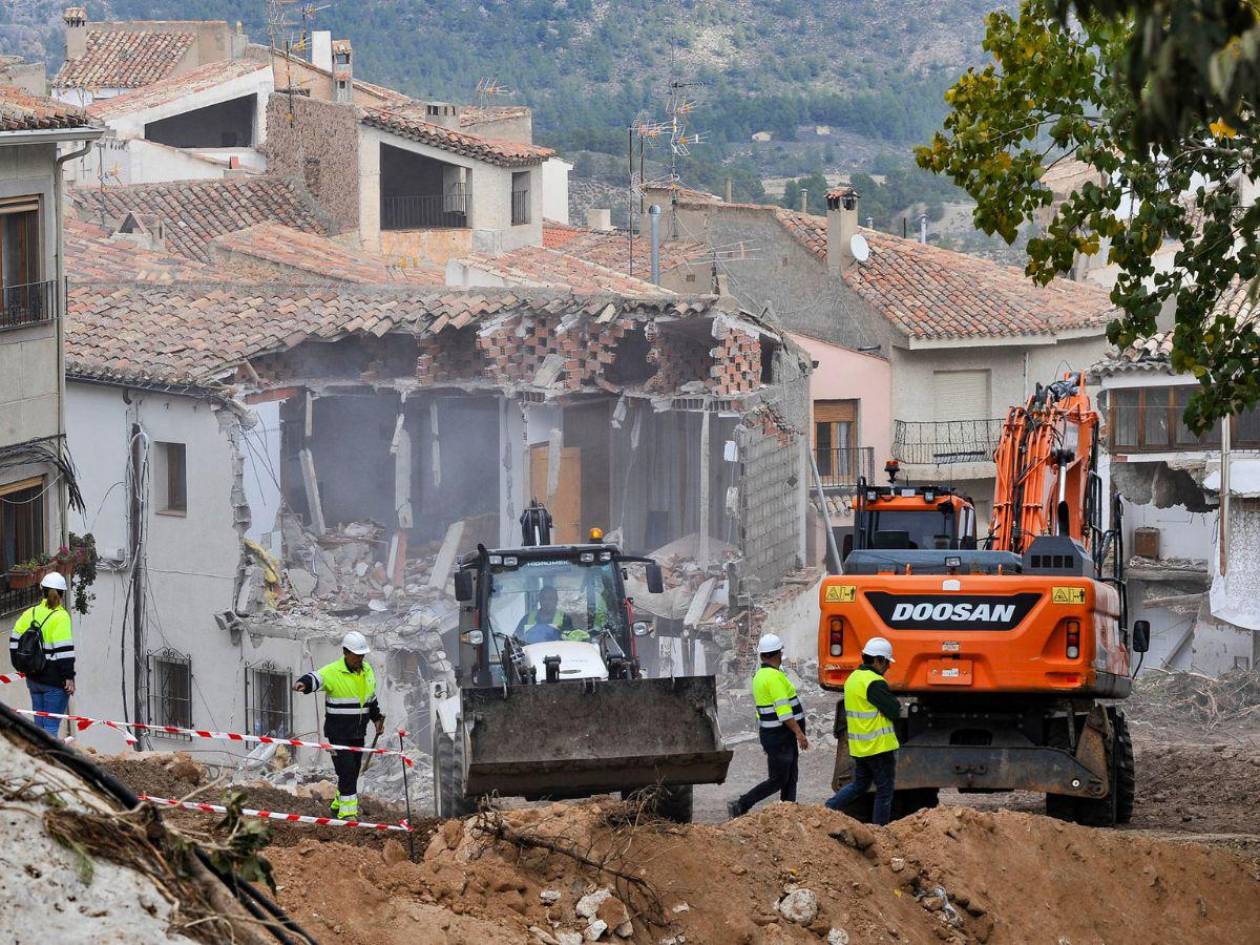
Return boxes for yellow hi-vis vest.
[312,658,376,718]
[752,665,805,730]
[844,667,900,757]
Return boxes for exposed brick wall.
[264,94,360,234]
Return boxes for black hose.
[0,702,318,945]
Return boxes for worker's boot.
[330,794,342,817]
[339,794,359,820]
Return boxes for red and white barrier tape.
[139,794,413,833]
[0,672,26,685]
[12,709,412,764]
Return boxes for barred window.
[246,661,292,738]
[147,648,192,732]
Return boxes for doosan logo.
[890,602,1017,623]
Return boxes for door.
[529,445,582,543]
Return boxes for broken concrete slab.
[287,568,317,600]
[427,521,465,591]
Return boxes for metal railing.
[511,188,530,226]
[0,280,55,330]
[892,418,1004,466]
[381,192,467,230]
[817,445,875,489]
[0,582,40,617]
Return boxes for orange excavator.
[818,372,1150,825]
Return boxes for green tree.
[917,0,1260,430]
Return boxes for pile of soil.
[1131,740,1260,836]
[267,800,1260,945]
[99,754,439,850]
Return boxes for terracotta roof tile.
[71,178,326,262]
[65,218,244,283]
[209,223,444,285]
[456,245,671,296]
[361,105,552,167]
[89,58,268,119]
[541,224,704,277]
[459,104,530,127]
[55,30,195,90]
[0,86,94,131]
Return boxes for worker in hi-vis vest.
[292,631,384,820]
[825,636,900,825]
[727,633,808,817]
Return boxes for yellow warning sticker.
[1051,586,1086,605]
[824,585,857,603]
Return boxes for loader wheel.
[433,732,476,819]
[1112,709,1136,825]
[1046,708,1133,828]
[891,788,939,821]
[622,784,694,823]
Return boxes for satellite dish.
[850,233,870,263]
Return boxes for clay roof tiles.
[55,30,195,90]
[457,245,672,296]
[0,86,94,131]
[71,178,327,263]
[541,223,704,277]
[361,105,553,167]
[89,58,269,118]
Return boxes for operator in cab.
[825,637,900,825]
[515,585,576,644]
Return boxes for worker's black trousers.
[331,741,364,798]
[734,728,799,814]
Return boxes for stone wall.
[264,94,360,234]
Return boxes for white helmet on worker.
[341,630,370,655]
[40,571,67,592]
[757,633,784,655]
[862,636,895,663]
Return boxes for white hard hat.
[341,630,370,655]
[862,636,895,663]
[40,571,67,592]
[757,633,783,655]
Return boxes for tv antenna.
[476,78,514,108]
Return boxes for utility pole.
[129,422,146,750]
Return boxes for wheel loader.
[430,504,733,822]
[819,374,1151,826]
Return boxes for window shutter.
[933,370,990,420]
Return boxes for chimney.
[648,204,662,285]
[311,30,332,72]
[63,7,87,62]
[331,39,353,103]
[826,186,860,274]
[424,102,461,130]
[586,208,612,231]
[724,177,732,203]
[919,212,928,244]
[799,188,808,213]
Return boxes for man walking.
[728,633,807,817]
[293,631,384,819]
[825,637,900,825]
[9,573,75,740]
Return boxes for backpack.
[11,612,47,675]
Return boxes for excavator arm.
[988,372,1101,555]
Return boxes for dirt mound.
[1131,741,1260,835]
[100,754,438,850]
[266,801,1260,945]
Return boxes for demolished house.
[64,279,809,770]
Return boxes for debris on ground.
[263,799,1260,945]
[1127,668,1260,736]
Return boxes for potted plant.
[68,533,98,615]
[7,559,40,590]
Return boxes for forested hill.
[3,1,1002,157]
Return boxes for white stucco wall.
[103,68,274,144]
[542,157,571,225]
[63,137,231,187]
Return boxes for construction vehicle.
[819,373,1150,826]
[430,503,733,822]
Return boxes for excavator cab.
[843,460,978,562]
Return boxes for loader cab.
[453,543,656,688]
[846,480,977,561]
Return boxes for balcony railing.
[0,582,41,617]
[816,445,875,489]
[511,188,530,226]
[381,191,467,230]
[892,419,1004,466]
[0,280,55,331]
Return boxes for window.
[0,476,46,613]
[246,662,292,738]
[815,400,857,481]
[0,196,48,329]
[511,171,530,225]
[147,648,192,731]
[1108,386,1224,451]
[154,442,187,514]
[932,370,990,421]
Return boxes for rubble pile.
[1127,668,1260,735]
[265,799,1260,945]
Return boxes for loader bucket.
[459,676,733,799]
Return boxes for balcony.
[892,419,1003,466]
[0,280,55,331]
[381,192,468,230]
[816,445,875,490]
[0,582,41,617]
